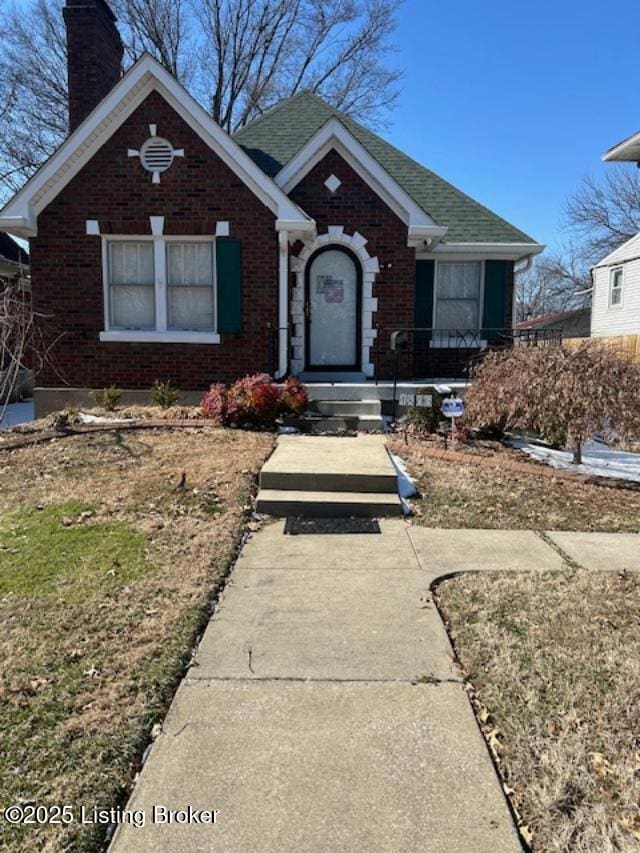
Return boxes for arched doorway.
[305,246,362,370]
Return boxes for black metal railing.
[374,327,562,383]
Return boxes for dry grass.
[391,437,640,531]
[436,570,640,852]
[0,427,274,852]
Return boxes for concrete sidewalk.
[109,519,640,852]
[112,520,568,853]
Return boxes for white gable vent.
[141,137,174,173]
[128,125,184,184]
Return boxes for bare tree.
[527,165,640,314]
[0,280,62,424]
[465,341,640,464]
[0,0,403,201]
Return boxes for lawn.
[436,569,640,852]
[0,427,274,852]
[391,437,640,531]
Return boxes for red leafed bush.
[200,383,228,423]
[200,374,309,428]
[279,377,308,416]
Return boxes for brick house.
[0,0,542,414]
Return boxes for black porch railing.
[374,327,563,383]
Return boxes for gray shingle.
[234,91,536,245]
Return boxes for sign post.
[441,396,464,446]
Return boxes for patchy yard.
[0,427,273,852]
[436,570,640,852]
[391,437,640,531]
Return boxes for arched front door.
[305,246,361,371]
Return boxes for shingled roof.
[234,91,536,245]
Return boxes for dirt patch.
[0,428,274,852]
[436,569,640,852]
[391,437,640,531]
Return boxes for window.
[108,242,155,329]
[434,262,481,329]
[610,267,623,307]
[102,237,219,343]
[167,242,215,331]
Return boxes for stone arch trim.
[289,227,379,376]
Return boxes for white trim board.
[275,117,446,241]
[0,53,311,237]
[417,242,544,262]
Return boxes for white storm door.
[307,248,359,368]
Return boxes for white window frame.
[609,266,624,309]
[431,259,486,348]
[99,235,220,344]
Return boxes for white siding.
[591,256,640,336]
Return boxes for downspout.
[276,230,289,379]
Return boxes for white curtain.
[435,262,481,330]
[167,243,215,331]
[109,242,155,329]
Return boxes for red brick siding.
[289,149,415,378]
[31,90,279,390]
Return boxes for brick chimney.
[63,0,123,133]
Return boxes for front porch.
[269,324,562,388]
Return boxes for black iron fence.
[374,327,562,383]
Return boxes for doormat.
[284,518,381,535]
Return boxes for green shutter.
[216,239,242,334]
[483,260,510,341]
[414,260,434,342]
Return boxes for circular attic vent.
[140,137,175,174]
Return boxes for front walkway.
[110,519,614,853]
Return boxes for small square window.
[610,268,623,307]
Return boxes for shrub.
[405,389,444,435]
[465,341,640,464]
[200,374,310,428]
[150,380,181,409]
[278,377,309,416]
[200,383,228,423]
[92,385,122,411]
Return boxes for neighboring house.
[0,231,29,291]
[0,0,542,414]
[516,308,591,339]
[592,131,640,337]
[591,233,640,338]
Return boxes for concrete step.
[299,372,367,383]
[261,434,396,488]
[301,414,384,433]
[256,488,403,518]
[260,465,397,493]
[310,399,381,416]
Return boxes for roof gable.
[0,54,311,237]
[594,231,640,267]
[235,91,539,247]
[274,116,447,245]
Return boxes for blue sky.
[388,0,639,250]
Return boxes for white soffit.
[417,242,546,261]
[275,117,443,234]
[0,53,310,237]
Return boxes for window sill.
[100,331,221,344]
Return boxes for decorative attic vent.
[128,124,184,184]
